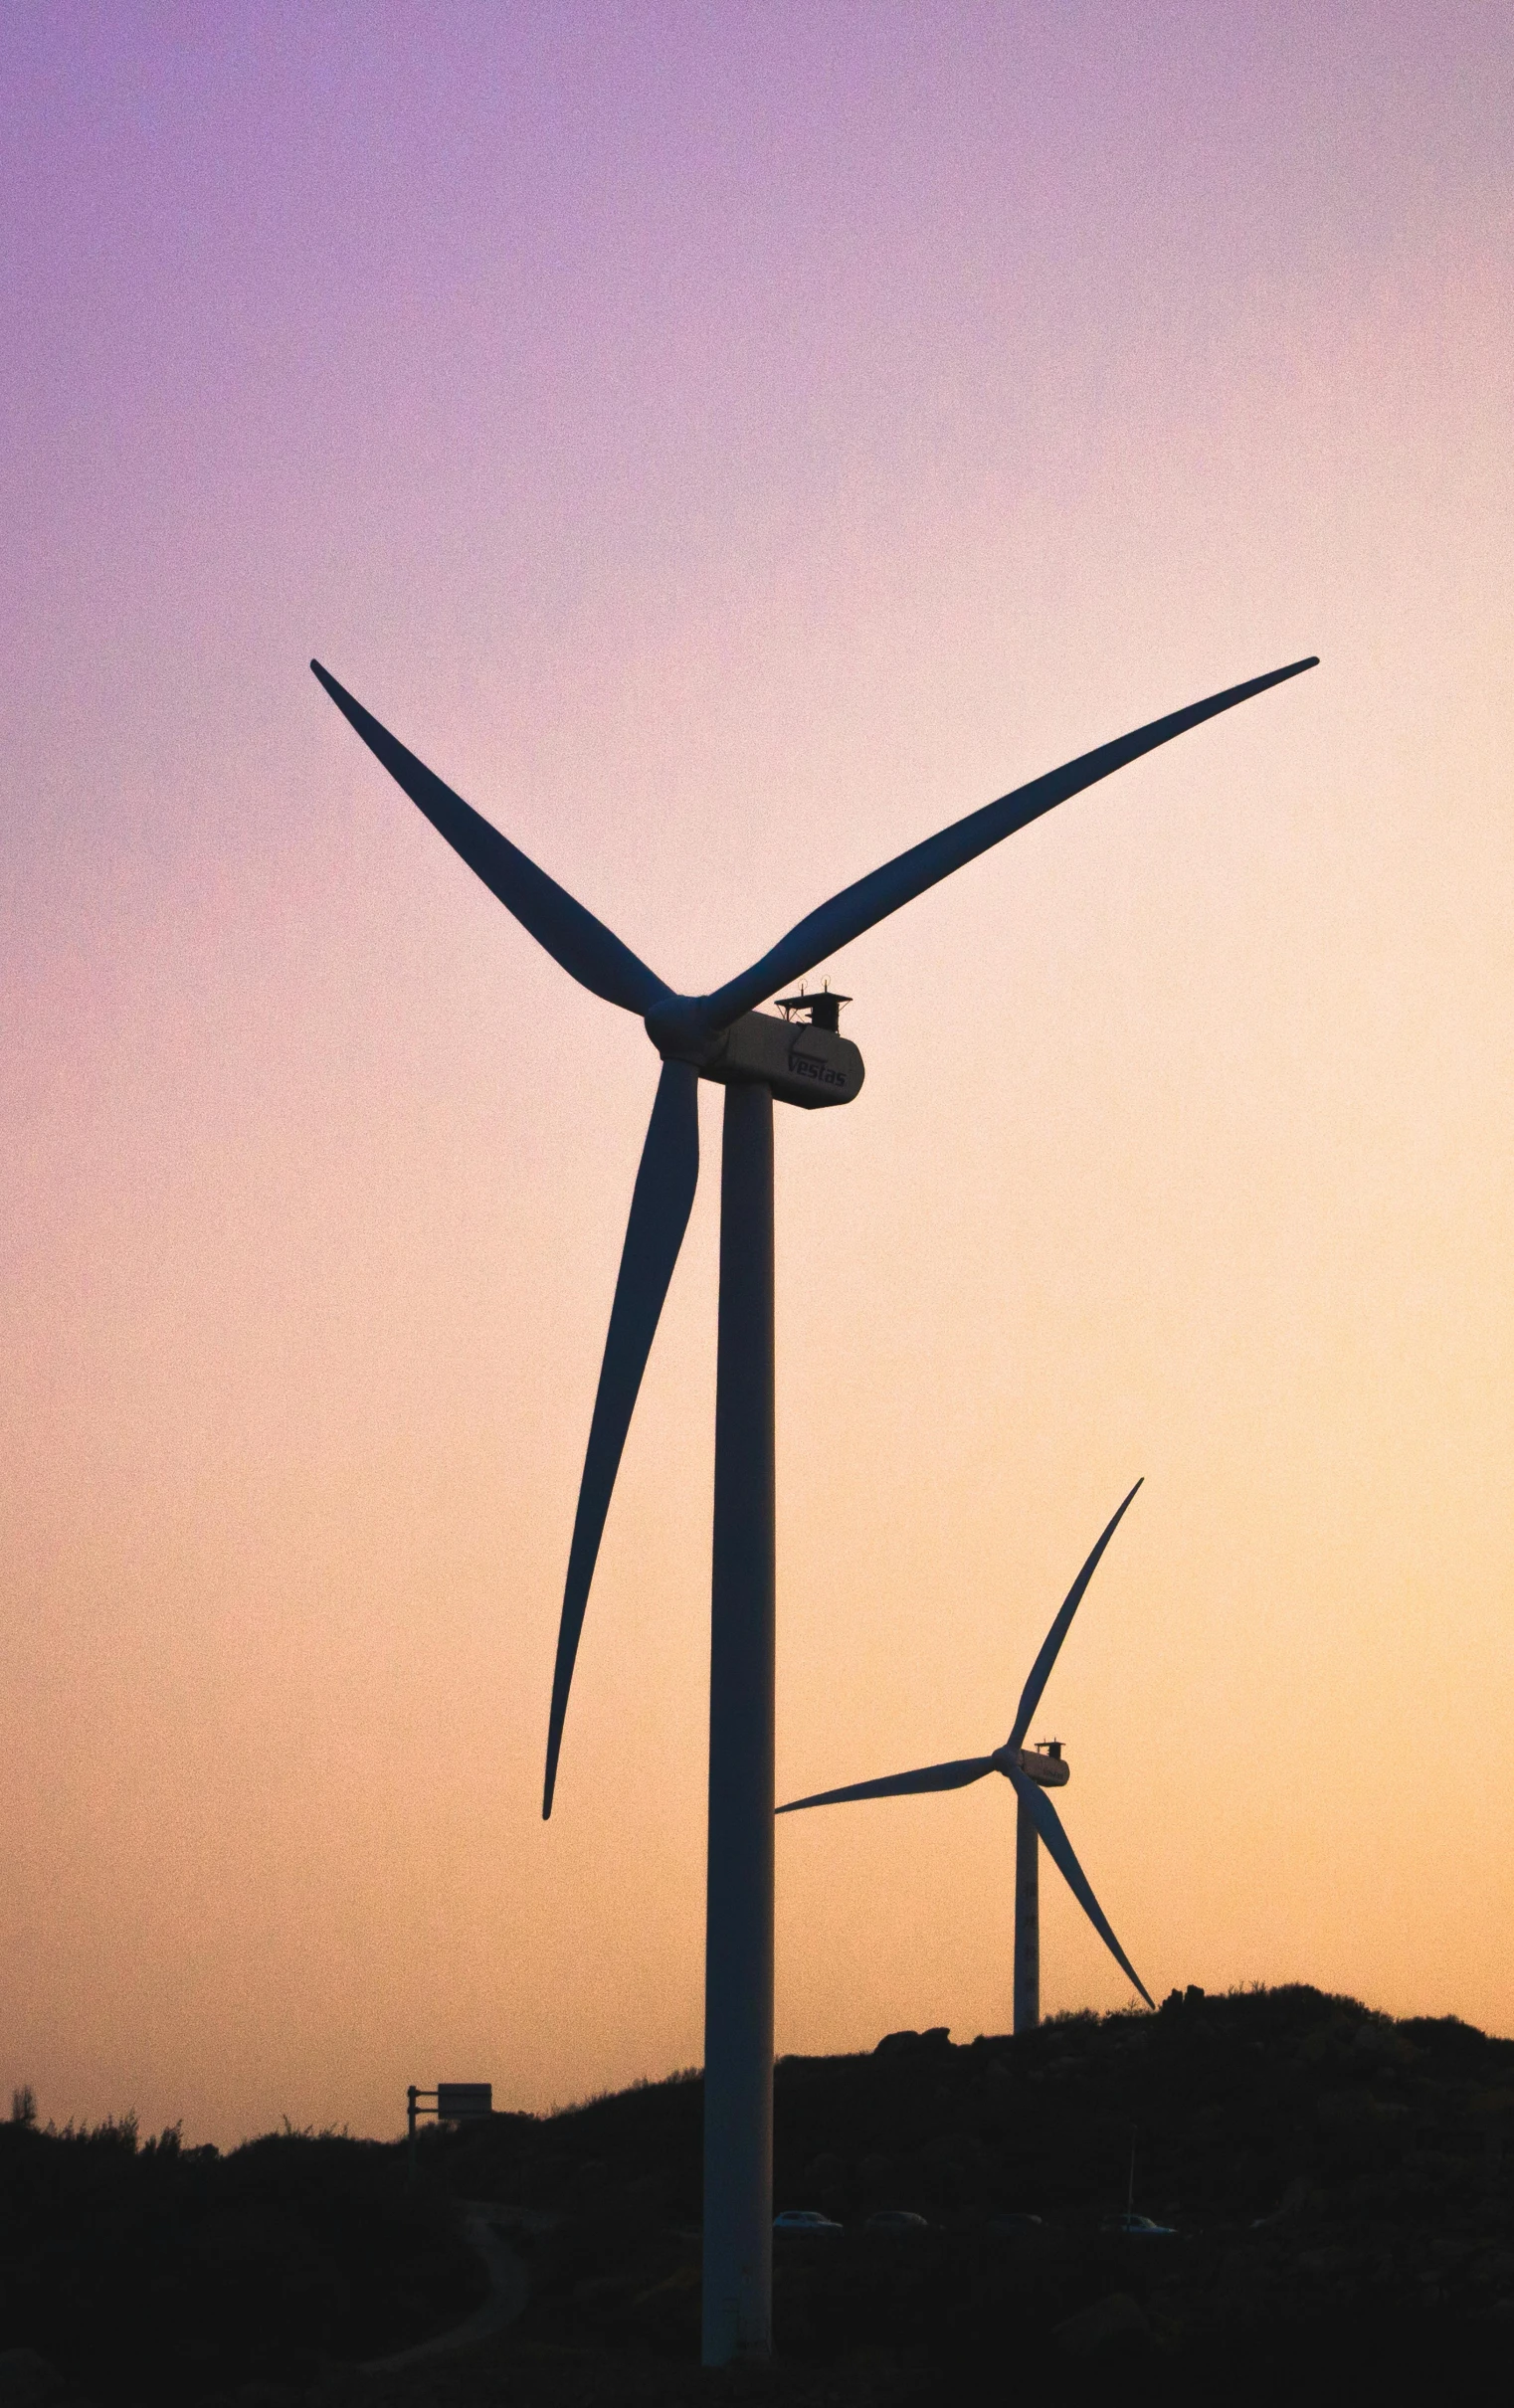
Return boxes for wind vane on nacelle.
[775,984,852,1032]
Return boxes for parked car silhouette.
[773,2209,843,2235]
[864,2209,932,2235]
[1101,2211,1177,2237]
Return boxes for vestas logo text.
[787,1045,849,1088]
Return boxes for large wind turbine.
[779,1481,1152,2033]
[309,650,1315,2362]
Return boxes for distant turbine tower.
[778,1482,1153,2030]
[309,655,1314,2362]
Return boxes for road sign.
[436,2083,492,2120]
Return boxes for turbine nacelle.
[658,1007,864,1111]
[995,1741,1069,1787]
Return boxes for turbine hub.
[644,994,717,1056]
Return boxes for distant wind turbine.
[778,1481,1153,2030]
[309,653,1314,2362]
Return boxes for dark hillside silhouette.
[5,1984,1514,2403]
[438,1982,1514,2397]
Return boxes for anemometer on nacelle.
[664,984,865,1112]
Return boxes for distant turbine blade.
[542,1060,699,1815]
[1011,1771,1154,2009]
[310,662,671,1018]
[776,1757,998,1812]
[1009,1481,1143,1748]
[696,658,1318,1031]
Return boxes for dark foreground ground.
[6,1983,1514,2404]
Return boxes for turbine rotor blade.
[777,1757,998,1812]
[1011,1771,1154,2009]
[542,1060,699,1814]
[694,657,1318,1032]
[310,662,670,1018]
[1010,1480,1143,1749]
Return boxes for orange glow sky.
[3,3,1513,2144]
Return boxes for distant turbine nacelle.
[996,1743,1069,1788]
[673,1009,865,1111]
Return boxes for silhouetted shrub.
[0,2120,483,2403]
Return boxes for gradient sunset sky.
[3,3,1512,2144]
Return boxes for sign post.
[404,2082,492,2183]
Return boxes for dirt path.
[362,2201,558,2372]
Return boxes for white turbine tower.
[778,1482,1153,2031]
[309,655,1315,2361]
